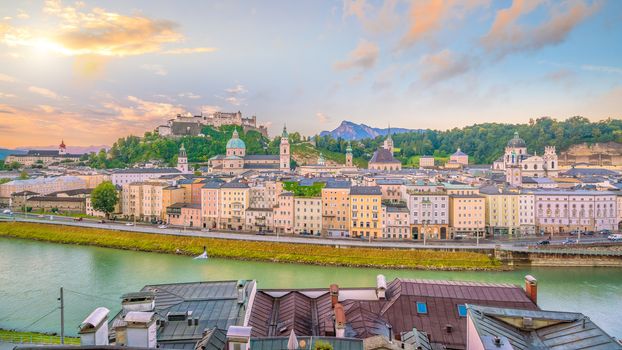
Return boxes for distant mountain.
[0,148,26,161]
[319,120,424,140]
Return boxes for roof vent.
[493,336,502,347]
[444,324,453,333]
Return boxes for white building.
[534,190,617,234]
[111,168,182,186]
[493,132,559,183]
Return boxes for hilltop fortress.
[156,111,268,138]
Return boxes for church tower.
[345,142,353,167]
[383,124,394,152]
[280,125,290,172]
[177,143,189,173]
[506,151,522,187]
[543,146,559,177]
[59,140,67,155]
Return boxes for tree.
[0,178,11,185]
[18,171,29,180]
[314,340,333,350]
[91,181,119,218]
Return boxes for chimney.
[124,311,157,348]
[78,307,110,346]
[237,280,246,304]
[330,284,339,308]
[524,275,538,305]
[334,303,346,338]
[376,275,387,300]
[226,326,252,350]
[121,292,155,313]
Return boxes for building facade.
[349,186,383,239]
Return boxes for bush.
[0,222,501,271]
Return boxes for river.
[1,237,621,338]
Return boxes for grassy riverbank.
[0,329,80,345]
[0,222,502,270]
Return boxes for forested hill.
[86,125,281,169]
[314,117,622,165]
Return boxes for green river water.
[0,237,621,338]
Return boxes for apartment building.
[519,192,536,235]
[534,190,618,234]
[1,176,87,198]
[167,203,202,227]
[274,192,294,234]
[402,184,450,240]
[201,181,222,229]
[447,184,485,237]
[218,181,249,230]
[294,197,322,235]
[245,208,274,232]
[121,181,169,222]
[375,179,404,203]
[350,186,383,239]
[382,204,410,239]
[321,181,351,237]
[480,185,520,236]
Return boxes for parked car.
[608,234,622,241]
[599,229,612,235]
[73,217,83,221]
[583,230,595,236]
[125,222,134,226]
[2,209,12,214]
[256,231,266,235]
[201,228,210,232]
[158,225,168,229]
[453,234,466,240]
[37,215,45,218]
[568,230,579,235]
[99,220,106,224]
[536,240,550,245]
[562,238,576,245]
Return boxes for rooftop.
[113,168,181,174]
[350,186,382,196]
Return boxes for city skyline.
[1,0,621,147]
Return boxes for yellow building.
[321,182,351,237]
[218,181,249,230]
[121,181,168,222]
[162,185,188,221]
[480,185,520,236]
[294,197,322,235]
[349,186,383,239]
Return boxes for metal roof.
[467,304,622,350]
[250,336,363,350]
[350,186,382,196]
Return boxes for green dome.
[226,129,246,149]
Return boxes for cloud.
[581,64,622,75]
[398,0,490,50]
[334,39,379,70]
[482,0,601,58]
[28,86,61,99]
[201,105,221,114]
[218,84,248,106]
[0,92,16,98]
[38,104,56,113]
[178,92,201,99]
[0,1,217,57]
[316,112,331,124]
[342,0,399,33]
[16,9,30,20]
[141,64,167,76]
[0,73,16,82]
[225,84,248,95]
[161,47,218,55]
[418,49,476,84]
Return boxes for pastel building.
[274,192,294,234]
[321,181,351,237]
[382,205,410,239]
[446,184,485,237]
[402,183,450,240]
[167,203,202,227]
[518,192,536,235]
[350,186,383,239]
[200,181,223,229]
[245,208,274,232]
[1,176,87,198]
[450,149,468,166]
[480,185,520,236]
[534,190,618,234]
[419,156,435,168]
[293,197,322,235]
[218,181,249,230]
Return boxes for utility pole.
[58,287,64,344]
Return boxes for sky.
[0,0,621,148]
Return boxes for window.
[457,304,467,317]
[416,301,427,314]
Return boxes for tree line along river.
[0,237,621,338]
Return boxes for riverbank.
[0,329,79,345]
[0,222,502,270]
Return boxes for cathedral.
[207,126,290,175]
[493,132,559,186]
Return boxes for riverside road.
[1,213,617,251]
